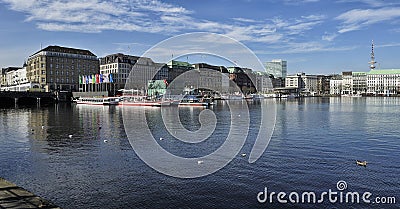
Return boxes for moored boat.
[118,96,171,107]
[178,95,209,107]
[74,97,120,105]
[341,94,362,97]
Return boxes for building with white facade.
[330,79,342,95]
[1,65,39,91]
[285,73,318,95]
[341,71,367,95]
[367,69,400,95]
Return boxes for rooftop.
[368,69,400,75]
[31,45,96,57]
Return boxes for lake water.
[0,97,399,208]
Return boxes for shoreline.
[0,177,61,209]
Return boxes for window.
[41,70,45,75]
[41,78,45,82]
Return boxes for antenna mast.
[369,40,377,70]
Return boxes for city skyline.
[1,0,400,74]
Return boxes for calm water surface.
[0,97,399,208]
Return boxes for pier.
[0,177,60,208]
[0,92,56,106]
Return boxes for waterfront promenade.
[0,177,60,209]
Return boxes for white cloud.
[1,0,334,53]
[322,32,338,41]
[232,17,261,23]
[336,7,400,33]
[336,0,400,7]
[286,21,323,34]
[375,43,400,48]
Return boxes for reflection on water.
[0,98,399,208]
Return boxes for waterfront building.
[0,68,5,88]
[165,62,230,95]
[352,72,368,94]
[227,67,256,94]
[124,57,168,91]
[366,69,400,95]
[1,67,22,89]
[99,53,139,91]
[254,71,274,93]
[265,59,287,78]
[167,60,194,83]
[0,65,39,91]
[285,73,318,95]
[330,78,342,95]
[26,45,99,92]
[317,75,335,95]
[365,40,400,96]
[98,54,168,95]
[341,71,367,95]
[166,60,195,94]
[193,63,229,94]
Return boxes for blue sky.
[1,0,400,74]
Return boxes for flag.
[103,74,109,83]
[96,74,100,84]
[79,75,82,84]
[109,74,113,83]
[100,74,103,83]
[86,75,89,84]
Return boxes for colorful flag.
[95,74,100,84]
[79,75,82,84]
[92,74,95,84]
[100,74,103,83]
[86,75,89,84]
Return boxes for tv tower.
[369,40,377,70]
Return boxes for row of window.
[100,63,133,70]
